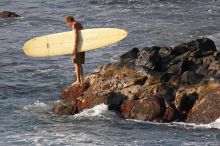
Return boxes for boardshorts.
[73,52,85,64]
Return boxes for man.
[64,16,85,85]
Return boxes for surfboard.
[23,28,128,57]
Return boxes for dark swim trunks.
[73,52,85,64]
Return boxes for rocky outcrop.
[53,38,220,124]
[0,11,20,19]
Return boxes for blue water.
[0,0,220,145]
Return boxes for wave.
[24,101,220,129]
[71,104,119,121]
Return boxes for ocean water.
[0,0,220,145]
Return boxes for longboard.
[23,28,128,57]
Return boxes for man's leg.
[78,64,83,84]
[74,63,80,84]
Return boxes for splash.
[73,104,108,118]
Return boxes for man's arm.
[73,27,79,56]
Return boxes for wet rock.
[163,105,178,122]
[53,100,76,115]
[77,95,107,112]
[0,11,20,19]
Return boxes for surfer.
[64,16,85,85]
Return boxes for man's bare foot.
[71,81,80,86]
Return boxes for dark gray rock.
[135,47,161,70]
[107,92,127,111]
[181,71,204,85]
[120,47,139,61]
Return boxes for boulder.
[53,100,76,115]
[0,11,20,19]
[121,96,165,121]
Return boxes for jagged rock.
[53,38,220,124]
[135,47,161,71]
[0,11,20,19]
[120,47,139,61]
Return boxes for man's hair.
[64,16,75,22]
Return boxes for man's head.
[64,16,75,27]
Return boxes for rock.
[120,47,139,61]
[181,71,204,85]
[53,100,76,115]
[195,65,210,76]
[61,81,90,101]
[190,50,214,58]
[163,105,178,122]
[121,96,165,121]
[53,38,220,124]
[171,38,216,55]
[120,85,142,100]
[107,92,127,111]
[0,11,20,19]
[77,95,107,112]
[186,84,220,124]
[135,47,161,71]
[196,38,216,52]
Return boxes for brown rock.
[186,84,220,124]
[121,96,165,121]
[53,100,76,115]
[120,85,142,100]
[61,80,90,101]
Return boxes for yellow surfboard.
[23,28,128,57]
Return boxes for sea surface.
[0,0,220,145]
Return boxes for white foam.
[23,100,51,113]
[73,104,108,118]
[209,118,220,129]
[128,118,220,130]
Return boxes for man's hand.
[72,49,77,56]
